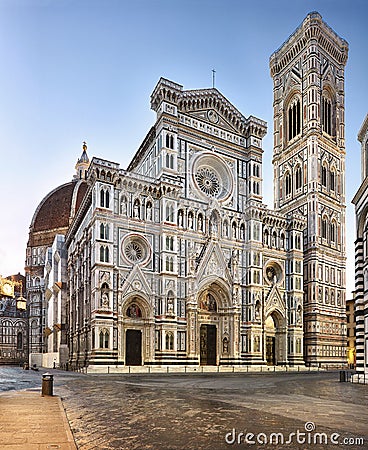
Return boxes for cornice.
[270,12,349,76]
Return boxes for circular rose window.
[122,234,151,266]
[192,153,233,202]
[195,167,221,197]
[264,262,283,285]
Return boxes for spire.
[74,141,90,180]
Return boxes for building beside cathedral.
[25,12,348,369]
[353,114,368,378]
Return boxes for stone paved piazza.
[1,367,367,449]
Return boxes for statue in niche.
[133,201,140,219]
[296,305,302,324]
[198,215,203,231]
[101,292,109,307]
[188,213,193,229]
[255,302,261,320]
[167,299,174,315]
[178,210,184,227]
[146,202,152,220]
[209,215,217,235]
[223,337,229,354]
[127,303,142,318]
[120,197,127,215]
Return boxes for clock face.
[2,282,14,297]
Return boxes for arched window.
[295,166,302,190]
[166,204,174,222]
[322,218,328,240]
[330,221,336,243]
[166,153,174,169]
[100,223,109,240]
[166,236,174,251]
[330,169,335,191]
[321,164,327,187]
[166,134,174,149]
[17,332,23,350]
[166,332,174,350]
[322,95,332,136]
[288,98,301,140]
[264,229,269,246]
[166,256,174,272]
[100,188,110,208]
[285,172,292,197]
[100,246,109,263]
[99,329,109,348]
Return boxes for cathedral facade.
[25,12,348,369]
[65,79,305,368]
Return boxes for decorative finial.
[212,69,216,88]
[83,141,87,152]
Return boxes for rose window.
[125,241,143,262]
[195,167,220,197]
[265,262,283,284]
[122,234,151,266]
[192,153,233,202]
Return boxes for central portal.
[125,329,142,366]
[200,324,217,365]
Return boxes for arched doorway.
[264,310,286,365]
[196,281,233,366]
[265,315,276,365]
[120,296,154,366]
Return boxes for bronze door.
[266,336,275,365]
[200,324,217,365]
[126,329,142,366]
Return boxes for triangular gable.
[187,109,239,133]
[120,265,153,299]
[264,284,286,317]
[178,88,249,135]
[196,240,232,285]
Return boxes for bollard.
[41,373,54,396]
[339,370,346,382]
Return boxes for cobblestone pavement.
[1,367,367,450]
[55,371,368,450]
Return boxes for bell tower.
[270,12,348,366]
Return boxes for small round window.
[122,234,151,266]
[265,262,283,285]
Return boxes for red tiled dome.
[27,180,88,247]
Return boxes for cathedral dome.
[27,179,88,247]
[27,143,90,249]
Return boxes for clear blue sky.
[0,0,367,296]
